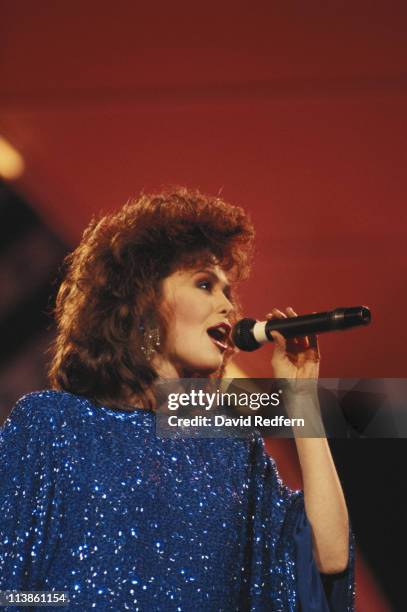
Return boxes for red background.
[2,3,406,609]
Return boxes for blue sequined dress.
[0,391,354,611]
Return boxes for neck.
[151,353,212,380]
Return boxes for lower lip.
[208,336,228,352]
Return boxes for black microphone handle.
[264,307,371,340]
[232,306,371,351]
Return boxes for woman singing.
[0,188,354,610]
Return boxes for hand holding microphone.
[232,305,371,399]
[262,306,322,383]
[256,306,324,434]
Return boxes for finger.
[271,307,287,318]
[300,311,317,353]
[270,330,286,351]
[308,334,319,350]
[308,311,319,349]
[283,306,309,349]
[306,334,320,361]
[291,336,310,350]
[266,308,287,320]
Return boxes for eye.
[197,279,212,292]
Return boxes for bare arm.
[268,307,349,574]
[294,436,349,573]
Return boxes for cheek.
[172,295,211,332]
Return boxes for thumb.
[270,330,286,352]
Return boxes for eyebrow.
[194,268,232,299]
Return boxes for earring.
[140,324,161,361]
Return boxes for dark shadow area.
[0,180,68,419]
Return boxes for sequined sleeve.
[247,431,355,611]
[0,394,64,590]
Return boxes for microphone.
[232,306,371,352]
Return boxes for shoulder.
[14,389,85,409]
[3,390,91,434]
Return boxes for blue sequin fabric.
[0,391,354,611]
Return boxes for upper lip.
[206,322,232,343]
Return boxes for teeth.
[210,327,225,340]
[217,325,229,337]
[207,323,230,344]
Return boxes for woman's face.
[154,264,235,377]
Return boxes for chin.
[183,359,223,377]
[177,346,225,377]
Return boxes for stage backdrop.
[2,3,406,610]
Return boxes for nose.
[216,292,234,317]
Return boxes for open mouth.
[206,323,231,352]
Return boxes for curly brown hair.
[48,187,255,410]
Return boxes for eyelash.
[197,279,232,302]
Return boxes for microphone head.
[232,318,260,352]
